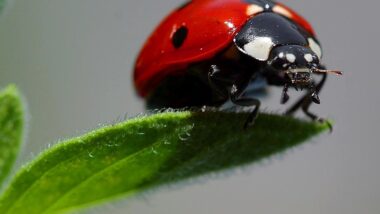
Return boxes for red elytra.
[134,0,315,97]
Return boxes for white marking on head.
[286,53,296,63]
[304,53,313,63]
[273,5,293,18]
[243,37,274,61]
[246,5,264,16]
[308,38,322,59]
[279,52,284,58]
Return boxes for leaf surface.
[0,111,329,213]
[0,85,24,188]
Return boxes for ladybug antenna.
[312,68,343,76]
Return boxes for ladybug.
[134,0,341,127]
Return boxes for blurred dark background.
[0,0,379,213]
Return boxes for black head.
[268,45,320,86]
[234,12,342,103]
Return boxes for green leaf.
[0,111,329,214]
[0,85,24,188]
[0,0,6,14]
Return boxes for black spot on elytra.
[172,26,188,49]
[177,1,192,11]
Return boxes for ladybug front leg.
[286,73,327,121]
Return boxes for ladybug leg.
[208,64,261,128]
[285,73,327,120]
[281,83,290,104]
[229,73,261,129]
[208,65,228,97]
[231,95,261,129]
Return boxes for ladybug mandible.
[134,0,342,127]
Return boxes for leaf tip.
[1,84,20,97]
